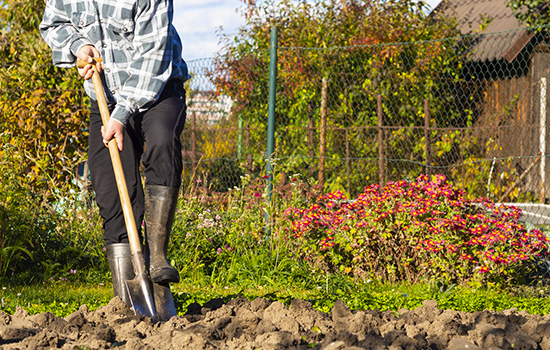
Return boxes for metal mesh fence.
[184,27,550,221]
[3,27,550,222]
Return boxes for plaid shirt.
[39,0,189,125]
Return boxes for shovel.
[77,58,176,322]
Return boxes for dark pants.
[88,80,187,244]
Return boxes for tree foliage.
[0,1,92,281]
[508,0,550,28]
[0,0,88,191]
[212,0,464,193]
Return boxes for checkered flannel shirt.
[39,0,189,125]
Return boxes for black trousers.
[88,80,187,244]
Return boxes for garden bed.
[1,296,550,349]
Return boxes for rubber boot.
[106,243,134,307]
[145,185,180,283]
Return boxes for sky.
[173,0,443,62]
[173,1,247,62]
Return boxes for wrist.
[71,39,94,58]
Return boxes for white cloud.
[173,0,244,61]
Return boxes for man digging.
[39,0,189,320]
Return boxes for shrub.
[0,135,42,281]
[285,174,550,287]
[0,133,106,284]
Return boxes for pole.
[238,115,243,160]
[345,128,350,195]
[265,25,278,236]
[377,95,385,186]
[319,77,328,190]
[191,112,197,171]
[308,104,315,176]
[540,77,547,202]
[424,99,431,176]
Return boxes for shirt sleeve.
[109,0,176,125]
[39,0,94,68]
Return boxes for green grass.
[1,281,112,316]
[3,275,550,318]
[3,171,550,319]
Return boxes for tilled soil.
[1,296,550,349]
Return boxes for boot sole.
[151,268,180,284]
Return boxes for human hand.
[76,45,103,79]
[101,119,124,151]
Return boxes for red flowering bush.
[285,174,550,286]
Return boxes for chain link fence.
[3,27,550,222]
[183,27,550,223]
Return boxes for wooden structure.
[434,0,550,200]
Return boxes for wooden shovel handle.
[77,59,147,275]
[76,58,112,132]
[76,57,103,69]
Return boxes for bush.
[285,174,550,287]
[0,135,44,281]
[0,134,107,284]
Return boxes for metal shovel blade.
[125,272,158,323]
[152,282,178,322]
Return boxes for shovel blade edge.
[153,282,178,322]
[125,275,158,323]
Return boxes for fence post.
[461,133,465,191]
[238,115,243,160]
[345,128,350,195]
[265,25,278,236]
[377,95,385,186]
[191,112,197,171]
[246,129,252,173]
[424,99,431,176]
[540,77,547,203]
[211,128,216,161]
[319,77,328,190]
[308,104,315,177]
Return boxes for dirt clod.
[0,297,548,349]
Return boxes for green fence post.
[265,25,278,237]
[238,115,243,160]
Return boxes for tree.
[0,0,88,192]
[0,1,95,283]
[507,0,550,28]
[212,0,464,193]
